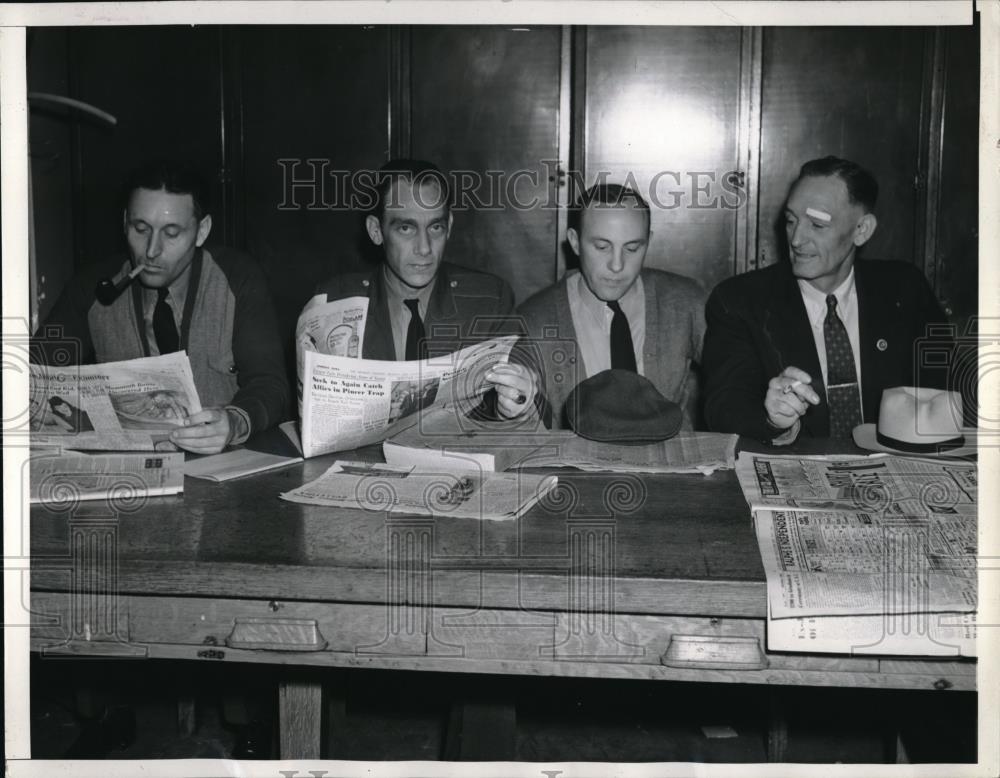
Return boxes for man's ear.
[365,214,384,246]
[567,227,580,256]
[195,214,213,247]
[853,213,877,247]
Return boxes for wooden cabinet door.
[238,26,391,338]
[66,26,224,265]
[409,26,563,304]
[758,27,926,270]
[581,26,746,293]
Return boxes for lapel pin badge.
[876,338,888,352]
[450,280,458,288]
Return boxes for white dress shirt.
[566,272,645,377]
[797,268,862,399]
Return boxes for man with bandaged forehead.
[702,156,953,444]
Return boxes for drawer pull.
[226,617,327,652]
[661,635,767,670]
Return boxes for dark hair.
[797,156,878,213]
[571,182,651,232]
[122,159,211,221]
[370,159,450,221]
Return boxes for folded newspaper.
[29,352,202,451]
[735,452,978,657]
[30,451,184,504]
[735,452,977,515]
[295,293,518,458]
[280,460,558,521]
[384,406,738,474]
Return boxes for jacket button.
[228,365,237,374]
[450,280,458,288]
[362,279,370,287]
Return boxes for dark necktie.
[607,300,637,373]
[823,294,862,437]
[153,288,179,354]
[404,298,425,361]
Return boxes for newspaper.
[766,603,976,658]
[384,408,738,474]
[524,432,739,474]
[30,451,185,504]
[735,452,977,514]
[753,509,976,619]
[184,449,302,482]
[298,332,518,458]
[295,293,368,366]
[280,460,558,521]
[29,352,202,451]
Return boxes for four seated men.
[32,155,959,449]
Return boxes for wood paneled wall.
[28,23,979,333]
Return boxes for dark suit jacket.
[703,260,952,441]
[313,261,516,360]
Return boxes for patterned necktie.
[823,294,862,437]
[607,300,637,373]
[153,288,179,354]
[404,298,426,361]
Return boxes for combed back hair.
[122,159,211,221]
[797,156,879,213]
[372,159,451,220]
[571,182,651,232]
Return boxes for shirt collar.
[575,271,643,319]
[382,263,436,308]
[142,247,196,311]
[797,267,855,328]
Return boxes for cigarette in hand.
[782,379,803,395]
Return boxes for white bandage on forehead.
[805,207,832,222]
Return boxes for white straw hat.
[853,386,975,456]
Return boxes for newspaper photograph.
[295,293,368,373]
[767,603,976,658]
[30,451,185,504]
[29,352,202,451]
[754,509,976,619]
[280,460,558,521]
[735,453,977,515]
[298,335,518,458]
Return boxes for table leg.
[279,676,323,759]
[443,684,517,761]
[766,688,788,762]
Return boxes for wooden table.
[29,439,976,759]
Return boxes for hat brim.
[852,424,978,457]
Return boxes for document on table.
[738,452,978,656]
[735,452,977,514]
[767,602,977,657]
[524,431,738,474]
[30,451,184,503]
[29,352,202,451]
[753,509,976,619]
[184,448,302,482]
[385,406,737,474]
[279,460,558,521]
